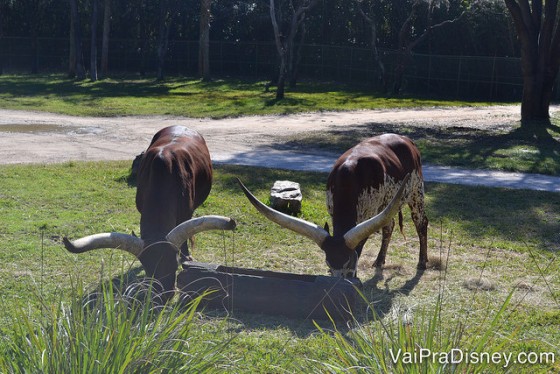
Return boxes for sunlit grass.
[0,74,492,118]
[0,162,558,372]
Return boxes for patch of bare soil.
[0,105,526,165]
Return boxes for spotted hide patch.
[326,170,424,226]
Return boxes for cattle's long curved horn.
[237,178,329,247]
[166,215,237,249]
[343,174,411,250]
[63,233,145,257]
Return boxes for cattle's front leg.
[373,218,394,267]
[180,240,194,268]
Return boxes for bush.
[0,278,231,373]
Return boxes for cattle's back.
[136,126,213,218]
[327,134,423,233]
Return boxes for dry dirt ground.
[0,105,525,164]
[1,105,559,191]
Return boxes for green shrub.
[0,278,231,373]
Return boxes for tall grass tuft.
[0,278,231,373]
[313,290,517,373]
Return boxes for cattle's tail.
[398,210,406,240]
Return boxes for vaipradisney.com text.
[390,348,556,368]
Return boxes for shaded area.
[281,121,560,176]
[362,267,425,320]
[426,182,560,252]
[210,143,560,192]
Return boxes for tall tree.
[0,1,5,75]
[68,0,85,79]
[100,0,111,77]
[269,0,319,100]
[199,0,212,80]
[504,0,560,127]
[90,0,99,81]
[156,0,173,80]
[356,0,386,90]
[393,0,467,94]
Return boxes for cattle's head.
[63,216,236,300]
[237,176,408,278]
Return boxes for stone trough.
[177,262,362,320]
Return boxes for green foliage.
[0,278,231,373]
[314,291,520,373]
[1,0,513,57]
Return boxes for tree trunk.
[269,0,318,100]
[0,7,3,75]
[100,0,111,77]
[276,56,287,100]
[69,2,76,78]
[521,77,548,120]
[199,0,212,81]
[504,0,560,134]
[31,36,38,74]
[69,0,85,79]
[392,0,466,95]
[357,4,386,90]
[0,9,3,75]
[90,0,99,81]
[289,23,306,88]
[156,0,171,81]
[270,0,283,100]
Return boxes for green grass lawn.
[0,74,490,118]
[0,162,558,372]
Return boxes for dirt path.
[1,105,559,192]
[0,105,523,164]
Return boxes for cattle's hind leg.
[373,218,395,267]
[410,201,428,270]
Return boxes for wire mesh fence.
[0,36,549,101]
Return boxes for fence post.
[456,55,462,98]
[490,55,497,101]
[321,44,324,80]
[427,53,431,95]
[349,47,353,81]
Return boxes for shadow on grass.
[0,75,172,99]
[361,267,425,318]
[281,119,560,175]
[215,164,328,196]
[426,182,560,253]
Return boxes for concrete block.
[270,180,302,214]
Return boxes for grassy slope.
[0,162,558,372]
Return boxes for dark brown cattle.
[238,133,428,278]
[64,126,235,299]
[135,126,214,263]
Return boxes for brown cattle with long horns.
[64,126,235,298]
[238,133,428,278]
